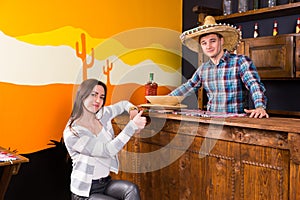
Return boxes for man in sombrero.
[170,16,269,118]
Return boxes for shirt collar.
[208,50,229,66]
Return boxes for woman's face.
[83,85,105,113]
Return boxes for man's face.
[199,33,224,58]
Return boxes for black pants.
[71,176,141,200]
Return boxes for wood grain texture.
[112,114,300,199]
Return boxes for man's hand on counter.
[244,107,269,118]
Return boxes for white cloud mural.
[0,31,181,87]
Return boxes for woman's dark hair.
[68,79,107,134]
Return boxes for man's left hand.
[244,107,269,118]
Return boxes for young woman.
[64,79,146,200]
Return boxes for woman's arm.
[97,100,135,121]
[64,110,146,158]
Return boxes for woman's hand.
[129,109,139,120]
[244,107,269,118]
[132,110,147,130]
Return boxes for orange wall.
[0,0,182,38]
[0,0,182,153]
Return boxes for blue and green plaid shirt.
[170,50,267,113]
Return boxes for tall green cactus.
[76,33,94,80]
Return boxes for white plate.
[139,104,187,110]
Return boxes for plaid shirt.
[170,51,267,113]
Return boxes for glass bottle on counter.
[145,73,158,102]
[254,23,259,38]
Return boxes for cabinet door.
[242,35,294,78]
[198,138,240,200]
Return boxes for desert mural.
[0,0,183,153]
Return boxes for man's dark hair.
[199,32,223,42]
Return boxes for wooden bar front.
[112,113,300,200]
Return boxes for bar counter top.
[145,112,300,133]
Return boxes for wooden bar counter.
[112,112,300,200]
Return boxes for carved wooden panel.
[241,34,294,78]
[197,137,238,200]
[240,144,289,200]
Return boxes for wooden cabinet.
[236,34,299,79]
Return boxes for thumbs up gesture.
[132,110,147,130]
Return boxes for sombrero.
[180,15,242,52]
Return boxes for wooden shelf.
[214,2,300,23]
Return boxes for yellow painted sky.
[0,0,182,38]
[2,0,183,69]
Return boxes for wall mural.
[0,0,182,154]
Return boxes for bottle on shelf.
[238,25,243,38]
[268,0,276,7]
[238,0,248,13]
[273,20,278,36]
[296,17,300,34]
[145,72,158,102]
[254,23,259,38]
[253,0,260,10]
[223,0,232,15]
